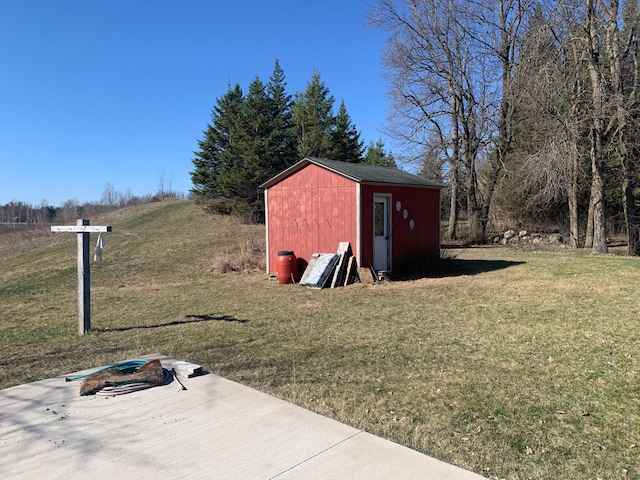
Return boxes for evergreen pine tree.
[292,68,335,158]
[266,59,296,170]
[221,75,287,220]
[222,76,270,204]
[190,83,244,208]
[363,139,397,168]
[191,61,298,221]
[326,100,364,162]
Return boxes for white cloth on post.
[94,232,106,261]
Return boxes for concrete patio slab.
[0,354,483,479]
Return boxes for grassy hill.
[0,200,266,383]
[2,199,640,479]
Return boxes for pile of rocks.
[490,229,566,247]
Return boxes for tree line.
[370,0,640,255]
[0,180,184,233]
[0,198,123,233]
[190,60,396,222]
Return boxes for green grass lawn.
[1,200,639,479]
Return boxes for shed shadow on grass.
[392,257,526,281]
[96,313,248,333]
[446,258,526,276]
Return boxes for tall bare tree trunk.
[585,182,595,249]
[617,95,640,254]
[590,136,608,253]
[464,133,484,243]
[447,161,459,240]
[604,0,640,255]
[585,0,608,254]
[568,142,580,247]
[446,95,461,240]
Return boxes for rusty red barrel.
[277,250,297,284]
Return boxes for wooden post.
[77,219,90,334]
[51,220,112,335]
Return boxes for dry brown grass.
[210,228,265,273]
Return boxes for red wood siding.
[360,184,441,272]
[266,164,358,275]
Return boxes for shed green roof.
[260,157,444,189]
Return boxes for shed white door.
[373,195,390,271]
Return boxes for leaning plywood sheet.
[300,253,339,289]
[299,254,320,285]
[345,256,359,286]
[330,242,353,288]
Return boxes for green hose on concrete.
[65,359,150,382]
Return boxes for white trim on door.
[373,194,391,271]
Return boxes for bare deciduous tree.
[571,0,639,254]
[371,0,487,241]
[510,2,589,247]
[370,0,532,243]
[100,183,122,208]
[604,0,640,255]
[583,0,610,253]
[155,171,170,201]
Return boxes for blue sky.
[0,1,392,207]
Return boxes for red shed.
[260,157,444,276]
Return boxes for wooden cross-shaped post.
[51,219,112,335]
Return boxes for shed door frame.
[373,194,391,271]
